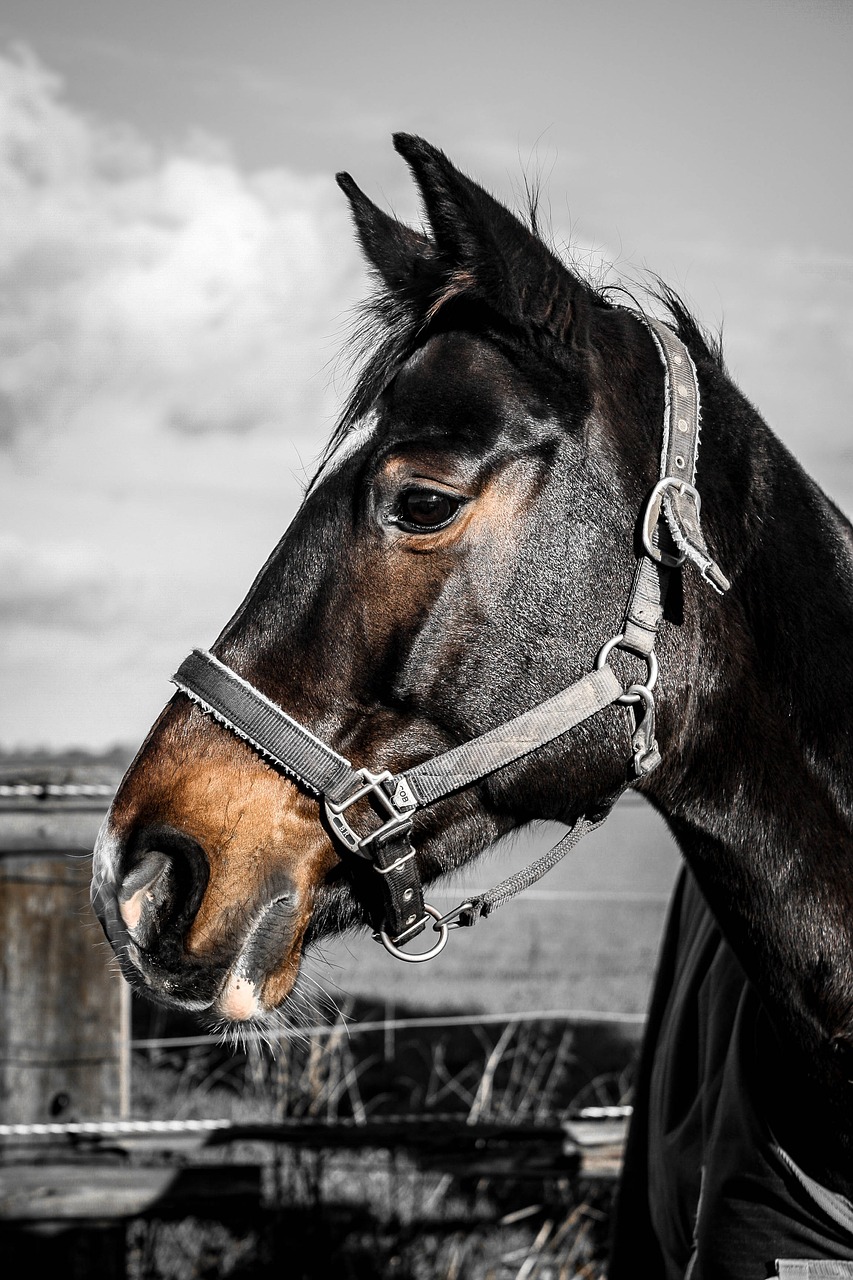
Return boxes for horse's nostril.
[120,825,210,938]
[118,850,170,930]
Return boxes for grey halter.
[171,316,729,961]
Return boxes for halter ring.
[595,634,658,705]
[376,903,449,963]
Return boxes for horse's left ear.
[392,133,589,342]
[336,171,435,295]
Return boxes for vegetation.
[120,998,637,1278]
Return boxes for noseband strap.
[170,649,362,804]
[171,314,729,960]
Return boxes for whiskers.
[209,1013,276,1057]
[295,961,355,1032]
[203,964,354,1060]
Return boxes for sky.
[0,0,851,751]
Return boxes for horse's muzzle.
[92,818,230,1012]
[92,812,311,1020]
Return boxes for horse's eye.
[394,488,462,531]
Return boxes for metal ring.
[377,903,449,964]
[595,634,658,703]
[624,682,655,715]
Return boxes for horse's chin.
[194,962,347,1054]
[213,966,297,1023]
[303,878,373,945]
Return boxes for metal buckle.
[375,903,450,963]
[595,634,658,706]
[323,768,417,856]
[641,477,701,567]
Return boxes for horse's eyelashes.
[393,487,463,532]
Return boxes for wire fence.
[131,1005,647,1051]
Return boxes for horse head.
[92,135,732,1033]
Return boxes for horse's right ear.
[336,172,433,293]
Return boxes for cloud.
[687,246,853,500]
[0,44,361,450]
[0,530,119,628]
[2,42,853,751]
[0,45,369,748]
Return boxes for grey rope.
[447,807,617,928]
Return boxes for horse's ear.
[392,133,586,341]
[336,171,433,293]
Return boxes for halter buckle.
[324,768,418,856]
[641,477,701,567]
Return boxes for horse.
[91,135,853,1278]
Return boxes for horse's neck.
[651,414,853,1150]
[688,439,853,842]
[671,377,853,826]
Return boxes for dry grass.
[123,1003,636,1278]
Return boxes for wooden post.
[0,771,128,1124]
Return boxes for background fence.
[0,754,681,1277]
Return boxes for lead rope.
[436,803,623,932]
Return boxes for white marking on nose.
[219,974,259,1021]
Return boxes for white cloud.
[0,46,361,448]
[681,246,853,501]
[0,46,365,748]
[0,530,118,627]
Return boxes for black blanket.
[608,866,853,1280]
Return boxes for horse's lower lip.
[96,910,227,1012]
[93,847,303,1019]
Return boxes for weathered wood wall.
[0,771,128,1123]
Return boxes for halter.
[171,317,730,962]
